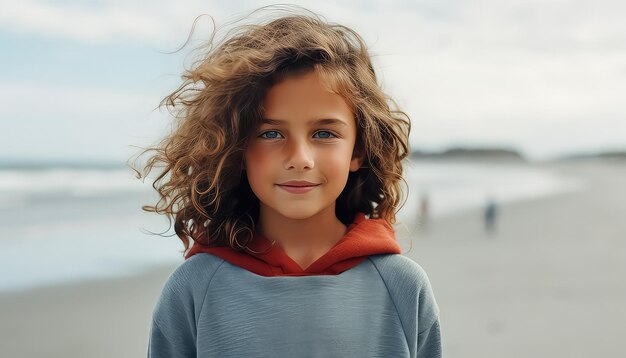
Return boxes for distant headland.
[409,147,626,163]
[410,147,527,162]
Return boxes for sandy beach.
[1,160,624,357]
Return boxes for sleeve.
[148,254,224,358]
[147,258,208,358]
[417,317,442,358]
[147,318,196,358]
[369,254,442,358]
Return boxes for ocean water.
[398,160,585,222]
[0,161,585,292]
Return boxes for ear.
[349,149,366,172]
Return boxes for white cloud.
[0,0,371,46]
[0,0,227,45]
[0,1,155,44]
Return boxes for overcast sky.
[1,0,624,162]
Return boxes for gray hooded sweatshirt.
[147,252,441,357]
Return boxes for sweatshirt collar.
[185,213,401,277]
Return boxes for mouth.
[277,180,320,187]
[276,181,320,194]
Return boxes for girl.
[139,6,441,358]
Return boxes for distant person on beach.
[484,197,498,234]
[134,6,441,357]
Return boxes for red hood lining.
[185,213,401,277]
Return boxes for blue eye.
[313,131,336,139]
[258,130,336,140]
[259,131,283,139]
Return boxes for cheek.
[320,145,354,174]
[245,143,272,179]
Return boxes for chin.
[276,208,321,220]
[268,201,334,221]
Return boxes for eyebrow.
[261,118,348,127]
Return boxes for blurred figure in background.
[419,191,430,233]
[484,195,498,235]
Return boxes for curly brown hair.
[129,5,410,256]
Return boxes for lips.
[278,181,319,194]
[277,180,320,187]
[276,180,320,194]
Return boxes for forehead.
[262,69,354,126]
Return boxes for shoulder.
[154,254,226,319]
[162,253,226,298]
[170,253,225,283]
[368,253,431,287]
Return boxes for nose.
[283,138,315,171]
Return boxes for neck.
[256,204,348,270]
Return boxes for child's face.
[245,69,362,221]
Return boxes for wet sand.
[1,160,624,357]
[0,265,176,358]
